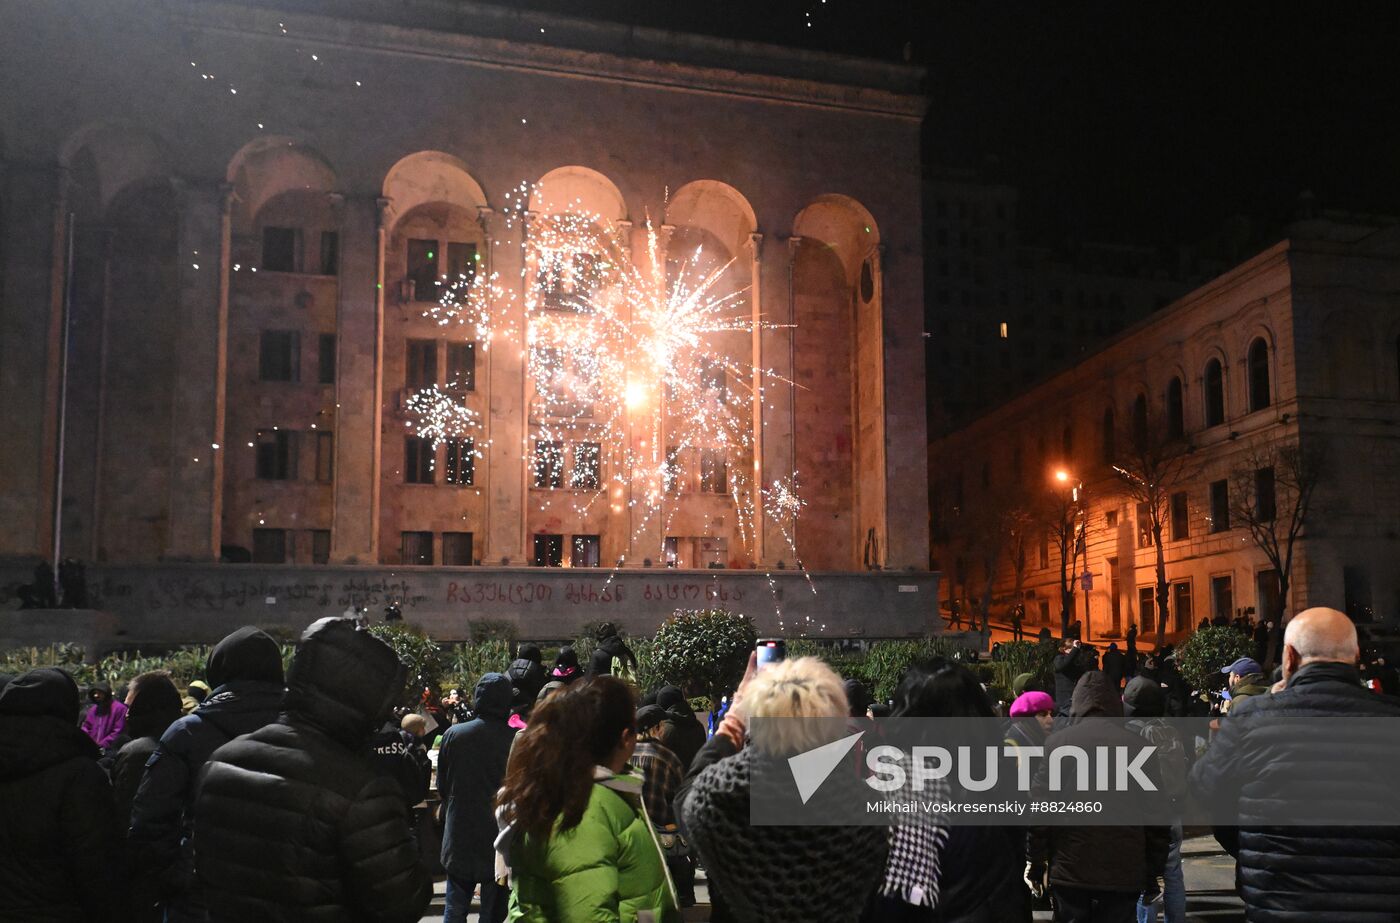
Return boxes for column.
[0,164,69,558]
[164,180,231,561]
[486,207,527,565]
[330,195,382,564]
[748,231,765,565]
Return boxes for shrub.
[442,639,515,694]
[1177,625,1255,693]
[990,640,1057,694]
[367,623,444,705]
[650,609,757,706]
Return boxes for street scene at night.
[3,2,1400,921]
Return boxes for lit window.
[999,322,1009,339]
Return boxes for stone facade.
[0,1,931,590]
[930,223,1400,640]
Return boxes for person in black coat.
[1028,671,1169,919]
[656,684,706,770]
[106,671,184,829]
[505,643,546,706]
[193,617,431,922]
[129,626,285,921]
[0,668,126,922]
[1052,640,1093,717]
[1125,623,1139,680]
[1191,607,1400,920]
[1100,642,1126,691]
[370,715,432,809]
[437,672,518,923]
[588,622,638,677]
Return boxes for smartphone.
[756,638,787,671]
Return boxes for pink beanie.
[1009,691,1055,718]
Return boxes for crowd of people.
[0,610,1397,922]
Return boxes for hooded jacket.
[109,674,185,826]
[1029,671,1169,892]
[129,626,285,902]
[655,686,705,771]
[506,657,547,706]
[438,672,518,881]
[82,681,129,750]
[1190,661,1400,922]
[194,617,431,922]
[589,634,638,678]
[0,668,126,922]
[1225,671,1271,712]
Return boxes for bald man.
[1190,607,1400,920]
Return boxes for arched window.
[1101,408,1115,464]
[1166,377,1185,440]
[1203,358,1225,428]
[1132,394,1148,452]
[1248,338,1271,412]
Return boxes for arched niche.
[60,120,171,216]
[529,165,627,223]
[225,138,338,273]
[226,136,337,229]
[382,151,489,235]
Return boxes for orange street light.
[1054,469,1072,484]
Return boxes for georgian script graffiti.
[141,577,426,612]
[446,582,554,606]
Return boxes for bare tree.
[1229,440,1326,667]
[1113,428,1194,651]
[1041,485,1082,638]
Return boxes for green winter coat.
[506,768,677,923]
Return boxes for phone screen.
[756,638,786,671]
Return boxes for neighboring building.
[930,220,1400,640]
[923,166,1203,433]
[0,0,931,576]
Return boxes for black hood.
[1070,671,1124,718]
[1122,676,1165,718]
[207,626,285,689]
[283,618,407,747]
[126,674,186,740]
[474,672,514,720]
[656,685,686,711]
[599,635,629,657]
[506,658,545,704]
[0,713,99,782]
[0,668,81,722]
[516,643,542,665]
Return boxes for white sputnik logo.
[787,731,865,804]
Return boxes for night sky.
[512,1,1400,250]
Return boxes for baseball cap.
[1221,657,1262,676]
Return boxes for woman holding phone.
[495,677,677,923]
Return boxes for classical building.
[930,220,1400,640]
[0,0,932,588]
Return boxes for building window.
[1038,530,1049,569]
[1169,491,1189,541]
[401,531,433,566]
[999,321,1008,339]
[701,358,728,402]
[406,339,438,391]
[571,442,601,490]
[256,430,296,480]
[259,331,300,382]
[1138,586,1157,634]
[262,226,297,272]
[405,436,434,484]
[1136,501,1153,549]
[1166,376,1184,439]
[252,528,287,564]
[310,530,330,565]
[571,534,601,568]
[533,534,563,567]
[1131,394,1148,452]
[317,334,336,385]
[1172,580,1193,632]
[319,230,339,276]
[1106,509,1118,528]
[443,532,474,566]
[700,449,728,494]
[314,431,334,483]
[1101,408,1115,464]
[1203,358,1225,427]
[540,252,600,311]
[533,441,564,489]
[1209,479,1230,532]
[663,536,680,567]
[1211,574,1233,621]
[1248,337,1271,411]
[1343,565,1374,622]
[1255,466,1276,522]
[445,439,474,486]
[446,342,476,392]
[407,239,439,302]
[446,242,478,286]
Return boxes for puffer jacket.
[507,767,677,923]
[439,673,517,882]
[129,626,285,901]
[0,668,126,922]
[1190,661,1400,922]
[589,635,638,678]
[1029,671,1169,892]
[193,617,431,922]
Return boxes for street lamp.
[1051,467,1088,638]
